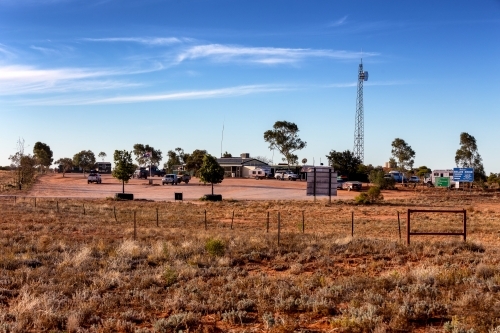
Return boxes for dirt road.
[24,173,423,201]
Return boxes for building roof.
[217,157,269,166]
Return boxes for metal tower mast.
[353,59,368,162]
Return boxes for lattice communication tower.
[353,59,368,162]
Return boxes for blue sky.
[0,0,499,172]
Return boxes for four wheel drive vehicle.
[275,170,298,181]
[135,169,148,179]
[162,174,179,185]
[336,179,347,189]
[342,181,362,191]
[177,174,191,184]
[87,172,102,184]
[409,176,420,183]
[151,168,166,177]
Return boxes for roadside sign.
[453,168,474,182]
[435,177,450,187]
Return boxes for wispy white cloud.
[0,43,16,59]
[30,45,60,56]
[83,37,183,46]
[176,44,378,65]
[0,65,142,95]
[328,15,348,27]
[19,84,290,105]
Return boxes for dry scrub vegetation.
[1,193,500,332]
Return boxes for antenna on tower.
[220,117,225,158]
[353,56,368,163]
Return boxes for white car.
[275,170,298,181]
[87,172,102,184]
[162,174,179,185]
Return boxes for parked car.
[87,172,102,184]
[162,174,179,185]
[337,179,347,189]
[177,173,191,184]
[342,181,362,191]
[133,169,148,179]
[151,168,166,177]
[409,176,420,183]
[275,170,298,181]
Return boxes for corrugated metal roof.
[217,157,269,166]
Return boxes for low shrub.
[205,238,225,257]
[355,186,383,204]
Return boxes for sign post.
[453,168,474,182]
[453,168,474,190]
[435,177,450,187]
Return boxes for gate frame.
[407,209,466,244]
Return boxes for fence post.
[14,196,16,205]
[398,211,401,241]
[83,204,86,215]
[266,212,269,233]
[114,206,117,222]
[156,208,159,227]
[57,201,59,213]
[134,211,137,240]
[34,197,36,208]
[302,211,305,233]
[277,212,281,246]
[351,211,354,237]
[407,210,411,245]
[231,210,234,230]
[204,210,207,230]
[463,209,467,242]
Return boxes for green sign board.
[435,177,450,187]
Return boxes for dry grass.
[1,194,500,332]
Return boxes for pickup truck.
[87,172,102,184]
[275,170,298,181]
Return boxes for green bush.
[205,238,225,257]
[369,170,395,190]
[355,186,383,204]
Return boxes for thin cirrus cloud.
[0,65,137,95]
[19,84,291,106]
[83,37,184,46]
[328,15,348,27]
[175,44,378,65]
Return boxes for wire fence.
[0,195,491,245]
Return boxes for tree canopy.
[391,138,415,180]
[263,121,306,167]
[112,150,136,193]
[33,141,53,172]
[455,132,485,181]
[55,158,73,177]
[198,154,225,195]
[164,147,188,172]
[73,150,96,176]
[185,149,207,176]
[416,166,432,178]
[132,144,163,167]
[98,151,107,162]
[325,150,362,180]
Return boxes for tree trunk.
[211,183,214,195]
[122,180,125,194]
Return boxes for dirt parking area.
[26,173,420,201]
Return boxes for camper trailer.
[249,168,266,180]
[424,169,457,188]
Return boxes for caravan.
[250,168,266,180]
[424,169,457,188]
